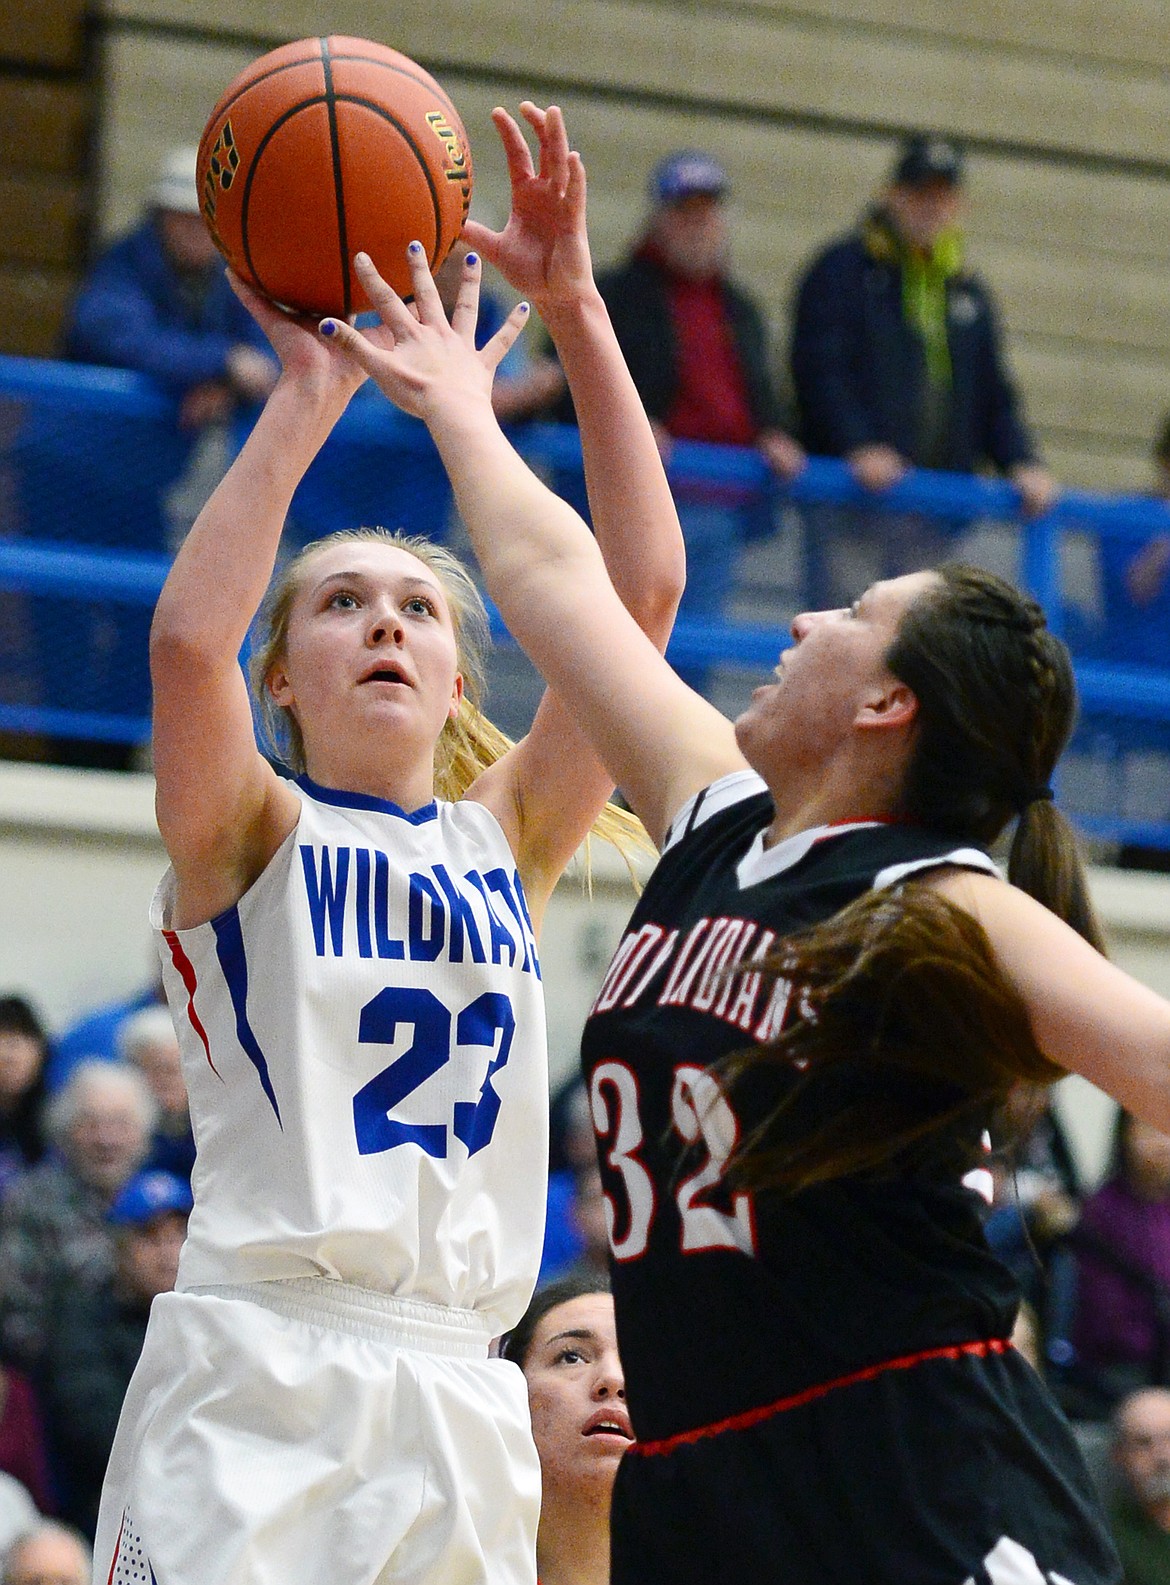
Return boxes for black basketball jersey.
[580,770,1018,1445]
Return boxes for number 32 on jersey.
[590,1062,756,1260]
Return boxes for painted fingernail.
[320,320,337,337]
[518,302,531,314]
[465,252,479,267]
[408,240,423,255]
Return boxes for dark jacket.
[43,1279,149,1533]
[63,217,271,394]
[557,251,784,434]
[790,212,1039,473]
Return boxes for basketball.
[197,35,472,317]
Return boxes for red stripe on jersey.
[162,928,221,1078]
[628,1336,1013,1457]
[105,1508,127,1585]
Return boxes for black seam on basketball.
[320,37,352,319]
[324,53,462,120]
[239,99,330,304]
[201,51,328,140]
[202,48,461,140]
[332,94,443,267]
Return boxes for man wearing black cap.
[791,130,1055,593]
[576,150,804,691]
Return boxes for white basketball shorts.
[92,1279,540,1585]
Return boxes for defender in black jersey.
[359,217,1170,1585]
[582,772,1117,1583]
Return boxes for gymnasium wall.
[89,0,1170,492]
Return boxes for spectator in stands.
[118,1007,194,1185]
[542,1080,596,1281]
[44,1169,190,1537]
[502,1279,629,1585]
[63,146,276,429]
[1109,1387,1170,1583]
[0,1364,53,1520]
[0,1063,155,1375]
[1073,1113,1170,1403]
[564,1164,611,1287]
[0,1480,39,1574]
[1099,412,1170,668]
[790,131,1056,602]
[0,1001,49,1201]
[582,150,804,689]
[47,979,164,1093]
[1,1521,91,1585]
[984,1085,1082,1356]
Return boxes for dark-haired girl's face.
[523,1293,631,1498]
[734,571,937,781]
[0,1032,43,1109]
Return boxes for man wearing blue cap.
[790,130,1055,600]
[584,150,804,690]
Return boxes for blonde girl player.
[330,204,1170,1581]
[93,105,683,1585]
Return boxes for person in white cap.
[62,144,276,429]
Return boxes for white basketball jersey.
[151,777,549,1335]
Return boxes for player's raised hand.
[463,103,593,315]
[227,270,366,409]
[321,246,528,422]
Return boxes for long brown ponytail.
[723,565,1097,1194]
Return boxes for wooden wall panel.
[89,6,1170,491]
[718,0,1170,75]
[101,0,1170,166]
[0,1,88,71]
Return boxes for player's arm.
[151,279,367,924]
[934,868,1170,1129]
[460,105,693,908]
[325,250,743,866]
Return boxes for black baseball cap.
[891,133,965,188]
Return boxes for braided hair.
[722,564,1099,1194]
[887,563,1102,949]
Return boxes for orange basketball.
[197,35,472,317]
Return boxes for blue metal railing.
[2,353,1169,846]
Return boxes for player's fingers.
[539,105,570,194]
[449,251,483,340]
[225,268,272,318]
[461,219,501,263]
[401,242,448,326]
[491,106,537,185]
[318,316,385,373]
[481,302,530,370]
[351,252,416,334]
[565,151,587,220]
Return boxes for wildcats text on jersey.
[590,914,791,1040]
[299,844,540,975]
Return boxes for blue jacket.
[62,218,270,392]
[790,214,1039,474]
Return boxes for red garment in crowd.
[0,1367,53,1512]
[651,252,757,446]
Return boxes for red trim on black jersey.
[628,1337,1013,1457]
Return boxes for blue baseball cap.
[109,1169,193,1227]
[650,150,728,206]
